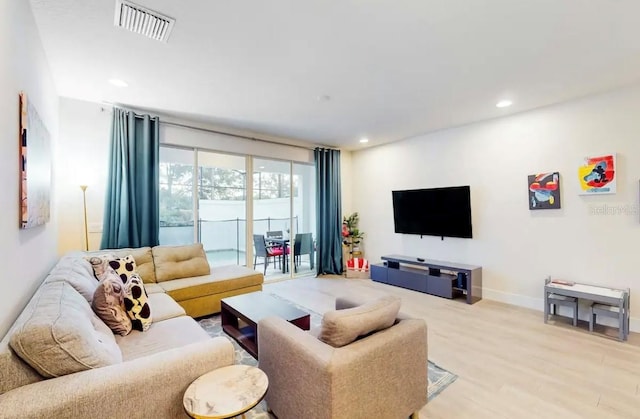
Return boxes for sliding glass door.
[159,147,248,267]
[160,145,313,276]
[251,158,316,280]
[197,151,247,267]
[292,162,316,278]
[159,147,195,245]
[252,158,292,279]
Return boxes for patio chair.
[294,233,315,270]
[253,234,284,274]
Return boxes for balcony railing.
[159,216,299,266]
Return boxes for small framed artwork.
[528,172,561,210]
[578,153,616,195]
[19,92,51,229]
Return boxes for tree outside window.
[253,172,299,199]
[159,162,194,226]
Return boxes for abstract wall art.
[19,92,51,229]
[528,172,561,210]
[578,153,616,195]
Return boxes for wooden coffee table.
[221,291,310,358]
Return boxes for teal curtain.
[100,108,160,249]
[315,148,343,275]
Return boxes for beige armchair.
[257,296,428,419]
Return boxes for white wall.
[341,150,353,217]
[352,83,640,331]
[57,98,111,254]
[0,0,59,337]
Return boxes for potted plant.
[343,212,364,254]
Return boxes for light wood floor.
[264,276,640,419]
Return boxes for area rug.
[197,295,457,417]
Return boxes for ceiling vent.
[114,0,175,42]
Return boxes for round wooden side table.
[183,365,269,419]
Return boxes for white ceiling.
[30,0,640,149]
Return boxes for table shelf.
[543,277,630,341]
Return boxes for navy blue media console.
[370,255,482,304]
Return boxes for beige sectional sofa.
[0,244,264,418]
[99,244,264,317]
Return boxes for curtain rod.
[161,120,336,152]
[102,102,338,151]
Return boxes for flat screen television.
[392,186,472,239]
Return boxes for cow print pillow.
[123,273,152,332]
[108,255,137,284]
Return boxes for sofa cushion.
[152,244,210,282]
[44,254,98,302]
[94,247,157,283]
[147,293,186,322]
[9,282,122,378]
[92,272,132,336]
[0,317,45,395]
[143,282,165,294]
[0,340,42,395]
[158,265,263,302]
[115,316,210,361]
[124,274,152,332]
[318,295,401,348]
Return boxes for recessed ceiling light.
[496,100,513,108]
[109,78,128,87]
[259,166,265,169]
[359,138,369,143]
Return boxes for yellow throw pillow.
[152,244,210,282]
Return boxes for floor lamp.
[80,185,89,251]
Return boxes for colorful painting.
[528,172,561,210]
[578,154,616,195]
[19,92,51,229]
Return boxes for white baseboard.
[482,287,639,334]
